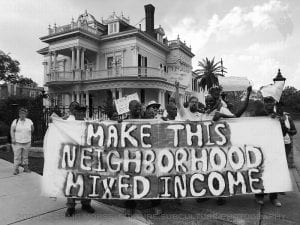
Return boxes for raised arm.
[174,81,186,118]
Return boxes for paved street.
[1,122,300,225]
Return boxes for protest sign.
[114,93,139,115]
[218,76,251,92]
[43,117,292,200]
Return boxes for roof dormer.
[155,25,165,43]
[102,12,130,35]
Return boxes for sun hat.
[146,100,161,109]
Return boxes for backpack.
[7,119,19,143]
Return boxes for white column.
[158,90,162,105]
[71,92,75,102]
[112,89,116,99]
[53,51,57,71]
[81,48,85,70]
[85,91,89,107]
[76,92,80,103]
[49,53,53,72]
[65,93,71,107]
[161,90,166,109]
[71,47,75,70]
[76,47,80,69]
[118,88,123,98]
[96,53,100,71]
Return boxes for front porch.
[47,87,186,120]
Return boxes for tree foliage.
[0,53,20,83]
[0,52,37,86]
[194,57,227,90]
[281,86,300,113]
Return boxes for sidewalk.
[0,159,148,225]
[1,158,300,225]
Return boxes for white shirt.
[66,115,76,121]
[11,118,33,143]
[181,108,203,121]
[203,107,234,121]
[162,109,182,121]
[283,114,291,144]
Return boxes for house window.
[108,22,119,34]
[138,54,147,67]
[140,89,145,104]
[138,54,147,76]
[107,57,113,69]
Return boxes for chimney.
[144,4,155,38]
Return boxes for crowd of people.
[9,81,297,217]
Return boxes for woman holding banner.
[254,96,282,207]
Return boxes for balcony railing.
[48,23,101,36]
[45,67,171,83]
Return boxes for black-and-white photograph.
[0,0,299,224]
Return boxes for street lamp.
[273,69,286,83]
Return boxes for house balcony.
[45,67,173,85]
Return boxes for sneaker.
[271,199,281,207]
[154,206,163,216]
[13,168,19,175]
[65,207,75,217]
[125,208,134,217]
[216,197,226,205]
[23,165,31,173]
[81,205,95,213]
[255,196,264,205]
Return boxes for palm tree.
[194,57,226,90]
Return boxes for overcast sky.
[1,0,299,89]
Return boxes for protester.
[141,100,163,216]
[203,86,252,121]
[10,107,34,175]
[209,86,227,108]
[276,101,297,168]
[123,99,141,217]
[162,103,178,121]
[64,101,95,217]
[163,97,182,120]
[254,96,282,207]
[174,81,203,121]
[145,100,161,119]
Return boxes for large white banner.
[42,117,292,199]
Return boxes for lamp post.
[273,69,286,83]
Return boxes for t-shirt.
[181,108,203,121]
[203,107,235,121]
[162,109,182,121]
[11,118,33,143]
[66,115,76,121]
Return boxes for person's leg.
[269,193,281,207]
[124,200,137,217]
[12,144,22,175]
[285,144,292,168]
[65,198,76,217]
[22,143,31,172]
[151,200,162,216]
[81,199,95,213]
[255,193,264,205]
[290,144,295,168]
